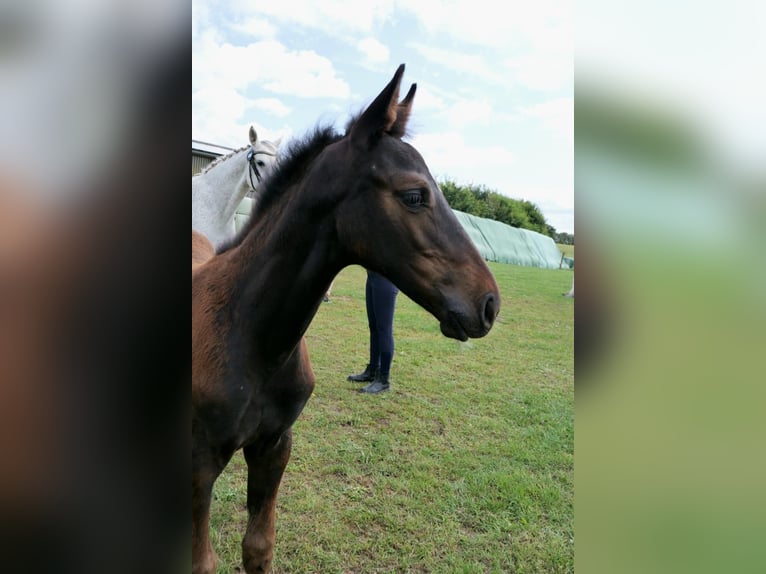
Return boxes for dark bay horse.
[192,64,501,574]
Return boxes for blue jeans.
[365,271,399,377]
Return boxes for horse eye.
[401,190,424,208]
[257,161,266,167]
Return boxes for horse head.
[327,65,500,340]
[247,126,280,187]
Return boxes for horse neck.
[222,180,342,365]
[192,150,251,239]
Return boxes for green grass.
[210,263,574,573]
[557,244,574,259]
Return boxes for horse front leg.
[241,429,293,574]
[192,459,221,574]
[192,426,232,574]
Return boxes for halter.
[246,147,277,192]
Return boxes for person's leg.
[366,273,381,370]
[374,276,398,379]
[348,273,379,382]
[360,273,398,394]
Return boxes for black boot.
[359,372,390,394]
[347,364,377,382]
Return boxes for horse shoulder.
[192,230,215,273]
[262,338,316,424]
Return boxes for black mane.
[217,124,343,254]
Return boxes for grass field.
[209,262,574,573]
[557,244,574,259]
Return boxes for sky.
[192,0,574,234]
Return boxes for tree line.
[439,179,573,245]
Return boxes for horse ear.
[389,83,416,138]
[350,64,406,146]
[249,126,258,145]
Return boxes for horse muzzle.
[439,291,500,341]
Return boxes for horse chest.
[216,351,315,449]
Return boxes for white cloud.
[522,97,573,142]
[262,56,349,98]
[226,16,278,39]
[204,1,572,94]
[447,100,494,129]
[192,86,251,147]
[412,43,571,94]
[411,131,515,185]
[230,0,395,35]
[252,98,291,117]
[194,38,350,99]
[192,87,290,146]
[357,37,390,65]
[505,51,573,92]
[405,1,572,93]
[192,0,206,42]
[410,44,505,86]
[192,27,350,141]
[404,0,571,50]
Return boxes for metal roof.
[192,139,233,157]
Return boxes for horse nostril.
[482,293,498,329]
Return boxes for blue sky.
[193,1,573,234]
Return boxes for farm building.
[192,139,232,175]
